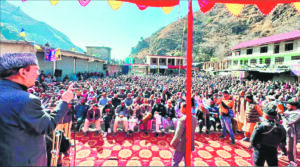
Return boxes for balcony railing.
[230,64,291,72]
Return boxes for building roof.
[0,40,106,63]
[232,30,300,50]
[147,55,186,59]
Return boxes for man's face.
[24,65,40,87]
[93,106,98,110]
[156,99,161,104]
[223,93,230,100]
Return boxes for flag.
[34,44,42,50]
[45,48,52,62]
[51,50,56,61]
[45,48,56,62]
[55,49,62,60]
[19,28,26,38]
[72,48,75,51]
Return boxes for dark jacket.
[165,105,176,119]
[144,91,151,98]
[60,106,74,124]
[251,120,286,149]
[86,109,101,121]
[102,104,115,117]
[151,103,167,118]
[0,80,69,166]
[111,97,121,108]
[75,103,89,120]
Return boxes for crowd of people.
[1,51,299,166]
[26,71,300,165]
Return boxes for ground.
[62,131,300,166]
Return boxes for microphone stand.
[72,121,76,167]
[70,103,77,167]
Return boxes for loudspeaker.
[54,69,62,77]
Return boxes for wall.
[97,62,104,72]
[88,61,98,72]
[296,39,300,51]
[272,72,298,82]
[56,56,74,78]
[0,41,106,79]
[76,58,88,73]
[0,42,35,54]
[36,52,53,75]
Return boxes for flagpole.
[185,0,193,166]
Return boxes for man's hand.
[61,83,74,103]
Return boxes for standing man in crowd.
[170,103,197,167]
[280,100,300,166]
[215,90,235,144]
[0,53,74,166]
[234,90,246,133]
[242,94,263,142]
[250,103,286,166]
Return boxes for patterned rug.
[62,132,300,166]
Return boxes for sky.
[8,0,201,60]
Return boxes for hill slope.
[130,4,300,63]
[0,0,84,52]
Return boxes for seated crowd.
[29,73,300,165]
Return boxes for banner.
[45,48,56,62]
[55,49,62,61]
[291,61,300,76]
[168,65,186,69]
[150,65,157,69]
[160,65,168,69]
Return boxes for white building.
[231,30,300,72]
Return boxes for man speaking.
[0,53,74,166]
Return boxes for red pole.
[185,0,193,166]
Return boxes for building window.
[274,44,280,54]
[246,48,253,55]
[233,60,238,65]
[250,59,257,65]
[260,46,268,53]
[259,58,263,64]
[275,57,284,65]
[103,64,107,70]
[152,58,157,64]
[291,56,300,60]
[168,59,175,65]
[244,60,248,65]
[240,60,243,65]
[235,50,241,56]
[285,42,294,51]
[177,59,183,65]
[265,58,271,65]
[159,58,166,65]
